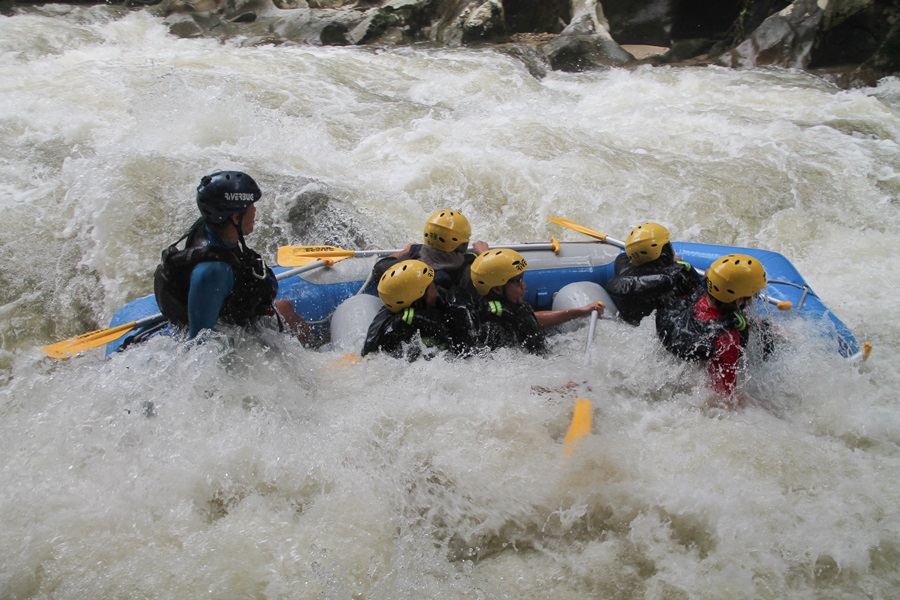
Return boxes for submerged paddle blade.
[41,321,140,359]
[849,341,873,363]
[563,398,593,457]
[277,245,355,266]
[333,353,362,368]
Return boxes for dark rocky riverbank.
[5,0,898,88]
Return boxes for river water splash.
[1,6,899,599]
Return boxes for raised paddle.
[41,259,336,359]
[547,217,625,248]
[277,240,563,267]
[548,217,793,311]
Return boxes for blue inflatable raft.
[102,240,863,360]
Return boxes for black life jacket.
[370,244,479,304]
[153,219,278,327]
[655,288,746,361]
[606,247,703,326]
[360,289,475,360]
[475,296,546,355]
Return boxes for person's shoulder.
[392,244,422,260]
[192,260,234,282]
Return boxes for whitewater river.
[2,6,899,599]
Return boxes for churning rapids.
[1,6,899,599]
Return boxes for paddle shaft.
[275,261,332,280]
[277,240,563,266]
[562,307,602,459]
[583,309,599,365]
[341,242,558,256]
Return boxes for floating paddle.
[41,260,336,359]
[277,240,562,267]
[548,217,793,311]
[563,397,593,457]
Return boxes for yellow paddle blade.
[277,246,353,267]
[774,300,793,311]
[849,341,873,363]
[41,321,139,359]
[278,246,356,267]
[562,397,593,456]
[547,217,609,243]
[334,353,361,368]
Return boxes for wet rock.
[719,0,824,69]
[602,0,673,46]
[542,32,632,71]
[7,0,897,86]
[284,184,373,250]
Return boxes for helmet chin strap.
[231,212,250,253]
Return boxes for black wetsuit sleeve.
[371,256,401,286]
[361,305,452,359]
[361,308,394,356]
[607,258,703,325]
[606,263,685,301]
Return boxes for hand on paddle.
[535,301,605,329]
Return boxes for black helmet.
[196,171,262,225]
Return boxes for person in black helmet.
[154,170,311,341]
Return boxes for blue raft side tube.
[105,295,165,356]
[523,261,617,311]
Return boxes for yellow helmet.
[377,260,435,313]
[470,249,528,296]
[706,254,767,304]
[625,222,670,266]
[423,209,471,252]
